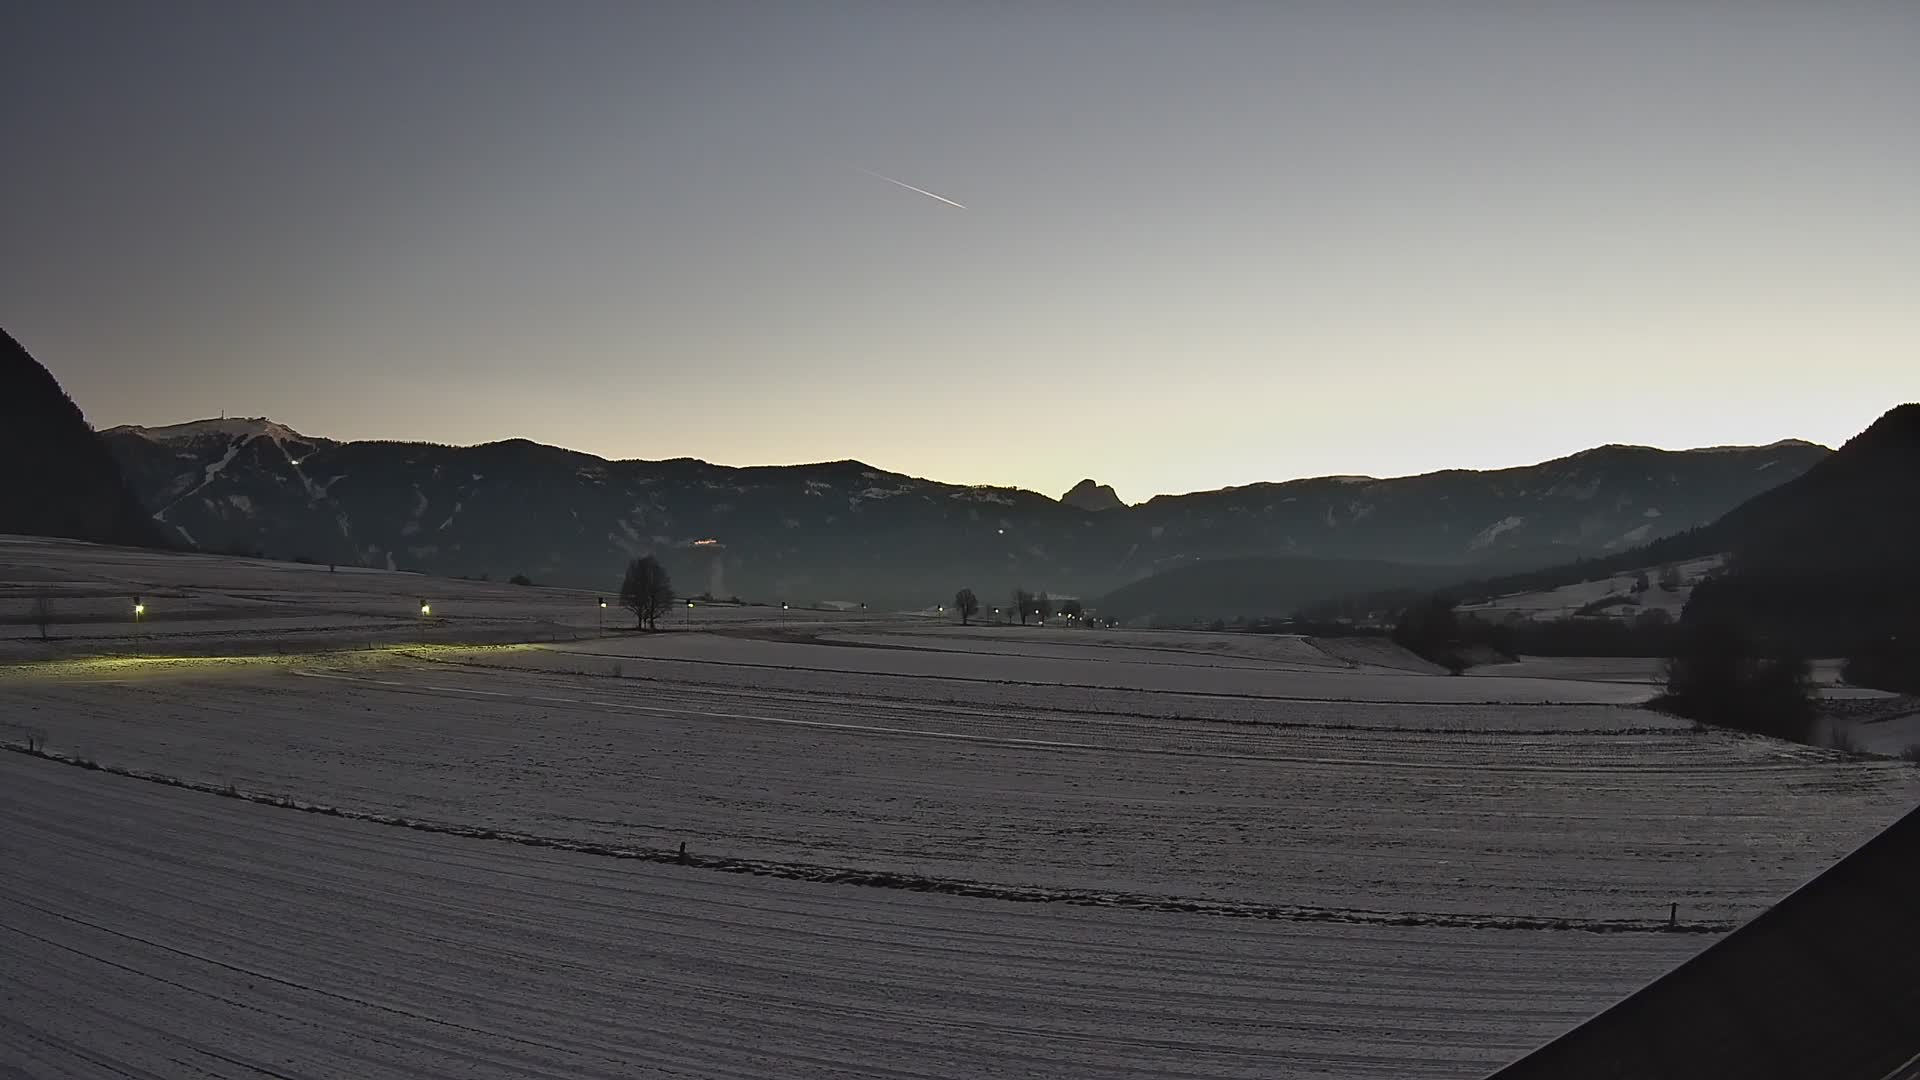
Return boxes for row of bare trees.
[949,587,1085,626]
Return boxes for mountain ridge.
[100,413,1830,607]
[103,416,1832,500]
[1293,403,1918,636]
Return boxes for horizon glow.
[5,3,1916,503]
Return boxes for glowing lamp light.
[133,603,146,617]
[420,603,431,616]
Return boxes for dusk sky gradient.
[5,2,1917,501]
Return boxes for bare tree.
[620,556,676,631]
[31,595,53,642]
[1012,587,1034,626]
[1060,598,1085,623]
[1037,591,1055,622]
[954,588,979,625]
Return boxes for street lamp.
[420,599,431,617]
[598,598,606,634]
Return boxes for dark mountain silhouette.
[1061,479,1124,512]
[1698,403,1919,573]
[1,329,169,549]
[1680,403,1920,652]
[1097,556,1462,621]
[101,419,1825,607]
[1303,405,1918,651]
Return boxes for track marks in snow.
[9,661,1915,923]
[290,669,1684,772]
[0,755,1708,1079]
[3,744,1742,935]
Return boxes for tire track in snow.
[0,752,1710,1079]
[1,743,1733,935]
[288,669,1726,776]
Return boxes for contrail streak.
[855,167,967,210]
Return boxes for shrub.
[1660,622,1816,742]
[1901,744,1920,764]
[1390,596,1500,673]
[1842,638,1920,695]
[509,573,534,586]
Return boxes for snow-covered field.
[8,650,1911,925]
[0,534,891,659]
[1,754,1710,1079]
[551,632,1659,704]
[1455,555,1724,623]
[4,537,1918,1077]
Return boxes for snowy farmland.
[4,536,1919,1078]
[1453,556,1724,624]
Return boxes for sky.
[4,2,1917,502]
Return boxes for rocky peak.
[1062,479,1124,512]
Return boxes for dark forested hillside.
[1307,405,1919,658]
[1097,556,1464,621]
[1680,403,1920,653]
[1,329,169,549]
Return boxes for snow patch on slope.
[1469,516,1525,550]
[158,438,246,518]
